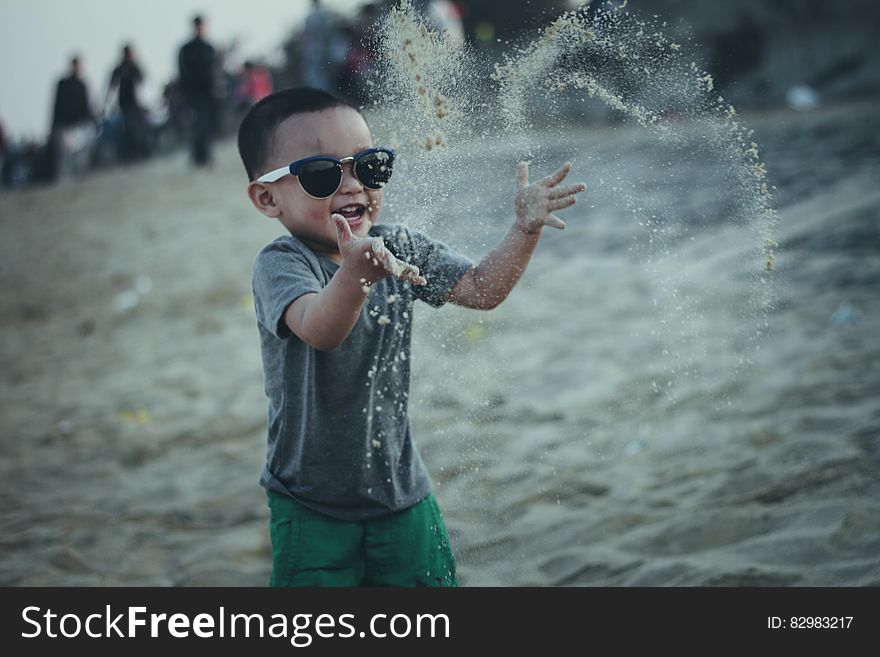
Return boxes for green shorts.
[267,492,458,587]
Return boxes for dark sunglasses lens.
[298,160,342,197]
[355,151,394,189]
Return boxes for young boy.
[238,87,585,587]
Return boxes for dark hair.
[237,87,359,181]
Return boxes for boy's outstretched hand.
[333,214,427,287]
[514,162,586,234]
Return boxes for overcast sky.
[0,0,365,140]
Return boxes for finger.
[383,250,419,282]
[370,242,406,279]
[548,196,577,212]
[542,162,572,188]
[373,242,399,272]
[364,237,386,266]
[378,246,425,285]
[332,213,353,244]
[399,265,427,286]
[516,161,530,190]
[549,182,587,199]
[544,215,566,230]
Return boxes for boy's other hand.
[333,214,427,287]
[514,161,587,235]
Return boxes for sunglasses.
[256,147,395,198]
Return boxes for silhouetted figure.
[53,58,93,131]
[302,0,335,91]
[178,15,217,166]
[51,56,96,181]
[106,44,152,161]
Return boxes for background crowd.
[0,1,470,190]
[1,0,877,190]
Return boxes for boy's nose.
[337,163,363,194]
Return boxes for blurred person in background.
[0,117,44,189]
[336,2,383,104]
[178,15,218,167]
[50,55,97,181]
[105,43,153,162]
[301,0,336,91]
[234,61,274,112]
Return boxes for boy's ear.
[247,181,282,218]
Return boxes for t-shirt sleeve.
[387,226,474,308]
[252,240,322,339]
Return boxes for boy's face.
[248,106,383,260]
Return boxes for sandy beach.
[1,98,878,586]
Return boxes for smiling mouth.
[333,204,367,224]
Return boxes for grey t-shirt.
[252,223,473,521]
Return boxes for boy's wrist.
[514,219,543,237]
[336,263,372,295]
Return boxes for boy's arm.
[447,162,586,310]
[284,215,426,351]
